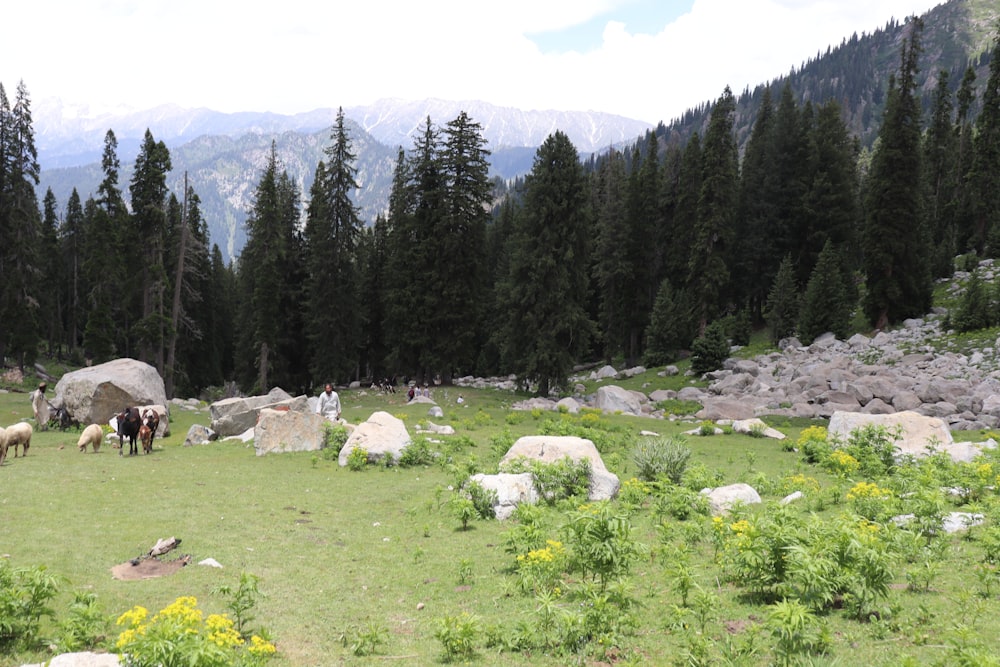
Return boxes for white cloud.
[5,0,944,124]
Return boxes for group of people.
[406,384,431,402]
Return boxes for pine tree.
[129,129,173,369]
[0,80,43,368]
[689,87,738,333]
[593,149,630,362]
[83,130,128,361]
[40,188,63,354]
[236,142,302,392]
[953,269,992,332]
[59,188,85,354]
[497,131,594,396]
[734,86,779,319]
[797,240,851,343]
[304,107,364,385]
[862,18,931,329]
[923,70,959,276]
[432,110,492,381]
[643,278,683,366]
[765,255,800,345]
[973,21,1000,257]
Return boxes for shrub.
[465,480,499,520]
[434,612,480,662]
[0,560,62,652]
[632,435,691,484]
[563,503,642,590]
[501,456,592,504]
[346,446,369,471]
[398,437,435,467]
[115,596,276,667]
[55,590,110,653]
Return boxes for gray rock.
[339,411,411,466]
[183,424,217,447]
[209,388,306,437]
[54,358,168,426]
[254,408,327,456]
[500,435,619,501]
[701,483,762,515]
[21,652,121,667]
[595,385,642,416]
[469,472,539,520]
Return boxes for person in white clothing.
[30,382,51,431]
[316,383,341,421]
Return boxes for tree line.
[3,19,1000,398]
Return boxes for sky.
[6,0,944,125]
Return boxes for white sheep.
[6,422,32,457]
[77,423,104,453]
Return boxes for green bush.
[465,480,499,520]
[0,560,61,652]
[398,437,435,467]
[501,456,592,504]
[632,435,691,484]
[346,446,369,471]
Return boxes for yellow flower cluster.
[153,595,204,627]
[249,634,278,656]
[729,519,752,535]
[206,613,242,649]
[517,540,566,566]
[828,450,860,475]
[623,477,652,495]
[781,473,821,494]
[846,481,891,501]
[797,425,828,447]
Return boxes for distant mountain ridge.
[34,99,653,263]
[33,98,653,170]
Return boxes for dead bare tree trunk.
[164,172,189,399]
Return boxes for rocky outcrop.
[209,388,307,437]
[469,472,539,520]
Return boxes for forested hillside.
[3,2,1000,400]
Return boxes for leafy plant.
[346,446,369,471]
[464,479,498,520]
[563,503,642,590]
[434,612,480,662]
[0,560,62,652]
[55,590,110,653]
[767,598,829,666]
[213,572,263,638]
[632,435,691,484]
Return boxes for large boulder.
[55,358,167,426]
[702,483,762,515]
[254,408,327,456]
[20,652,121,667]
[339,411,411,466]
[469,472,539,520]
[183,424,217,447]
[209,388,307,437]
[594,385,643,416]
[500,435,620,501]
[828,410,957,459]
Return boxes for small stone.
[416,602,425,611]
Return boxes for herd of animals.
[0,404,162,465]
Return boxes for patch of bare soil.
[111,555,191,581]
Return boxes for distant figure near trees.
[316,383,341,421]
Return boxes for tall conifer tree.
[498,131,594,396]
[862,17,931,329]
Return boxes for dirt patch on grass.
[111,555,191,581]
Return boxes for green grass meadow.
[4,371,1000,666]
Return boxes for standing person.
[316,383,342,422]
[30,382,51,431]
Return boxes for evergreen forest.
[5,16,1000,398]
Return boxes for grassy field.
[3,366,1000,666]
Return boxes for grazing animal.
[0,426,7,466]
[77,423,104,453]
[117,407,142,456]
[54,406,81,431]
[141,408,160,452]
[7,422,33,457]
[139,424,153,454]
